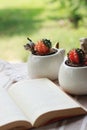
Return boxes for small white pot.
[27,48,65,80]
[59,58,87,95]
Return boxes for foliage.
[50,0,87,27]
[0,0,87,61]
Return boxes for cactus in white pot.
[24,38,65,80]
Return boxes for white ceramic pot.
[59,58,87,95]
[27,48,65,80]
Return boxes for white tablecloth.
[0,60,87,130]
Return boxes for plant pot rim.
[30,48,59,58]
[63,60,87,69]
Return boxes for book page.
[8,78,86,127]
[0,88,31,130]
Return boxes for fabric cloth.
[0,60,87,130]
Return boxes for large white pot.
[27,48,65,80]
[59,59,87,95]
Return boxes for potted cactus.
[24,38,65,80]
[59,38,87,95]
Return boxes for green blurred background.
[0,0,87,62]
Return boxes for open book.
[0,78,86,130]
